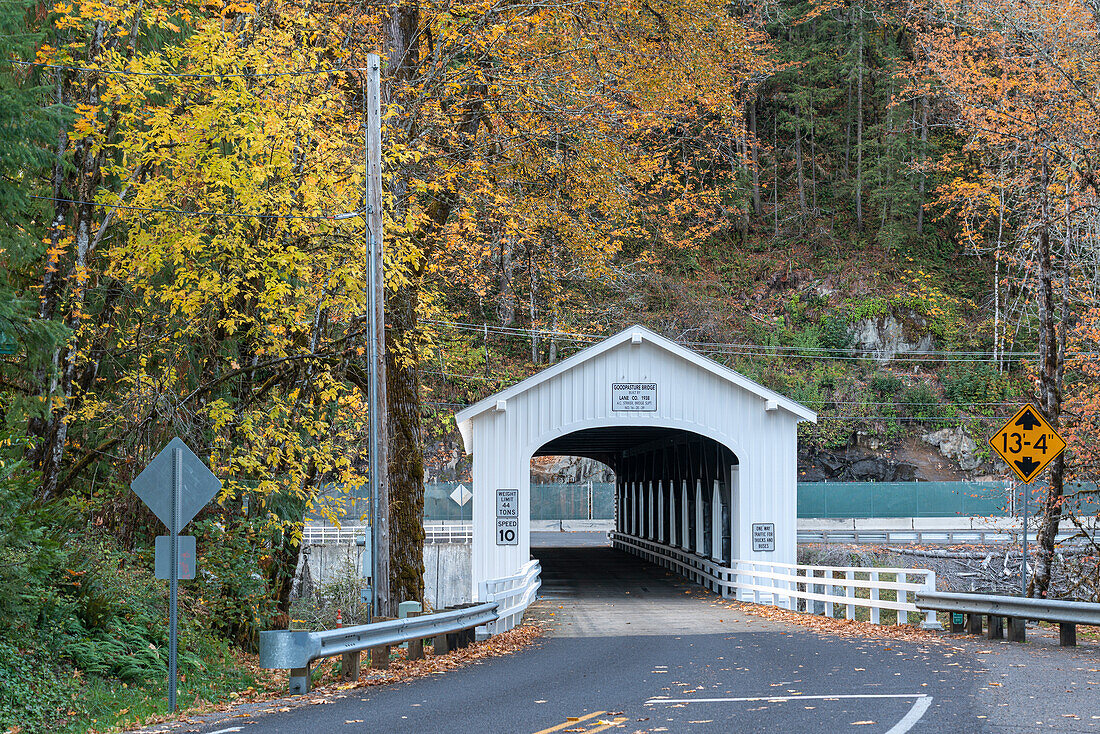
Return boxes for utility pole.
[366,53,390,618]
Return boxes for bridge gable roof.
[455,325,816,443]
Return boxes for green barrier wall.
[795,481,1009,518]
[420,481,1098,520]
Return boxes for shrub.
[819,315,852,353]
[902,383,939,420]
[870,373,903,396]
[60,537,203,683]
[190,519,277,650]
[943,362,1010,408]
[0,640,78,734]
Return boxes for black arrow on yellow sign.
[989,403,1067,484]
[1014,456,1041,478]
[1014,408,1042,431]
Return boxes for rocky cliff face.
[921,426,984,472]
[798,447,917,482]
[850,309,934,362]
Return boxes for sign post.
[169,446,180,712]
[989,404,1066,595]
[131,438,221,711]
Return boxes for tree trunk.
[385,285,426,607]
[749,100,762,218]
[383,0,425,614]
[773,112,779,237]
[1030,155,1064,598]
[38,62,108,500]
[498,232,515,325]
[916,95,929,236]
[855,7,864,232]
[794,109,806,214]
[809,92,818,212]
[529,253,539,363]
[844,81,852,178]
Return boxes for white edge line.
[646,693,926,705]
[884,695,933,734]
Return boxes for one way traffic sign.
[989,404,1066,483]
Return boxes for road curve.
[170,544,1001,734]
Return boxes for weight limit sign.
[496,488,519,545]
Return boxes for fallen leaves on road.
[119,622,543,732]
[718,598,949,643]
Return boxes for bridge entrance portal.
[454,325,815,603]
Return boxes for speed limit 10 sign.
[496,518,518,545]
[495,488,519,545]
[989,404,1066,484]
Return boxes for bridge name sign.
[612,382,657,411]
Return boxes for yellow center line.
[531,710,607,734]
[585,716,629,732]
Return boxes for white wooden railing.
[479,559,542,633]
[302,522,473,545]
[611,532,940,629]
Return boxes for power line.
[816,415,1008,421]
[799,398,1011,407]
[7,59,366,79]
[420,399,1007,421]
[423,318,1049,362]
[32,195,364,221]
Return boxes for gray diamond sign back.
[130,437,220,712]
[131,437,221,531]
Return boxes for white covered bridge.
[455,325,819,616]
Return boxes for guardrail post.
[398,601,422,649]
[1059,623,1077,647]
[795,568,805,613]
[289,665,311,695]
[408,611,425,660]
[1008,617,1026,642]
[371,616,394,669]
[897,572,906,625]
[870,571,880,624]
[845,570,855,620]
[986,614,1004,639]
[966,612,983,635]
[340,650,361,681]
[919,572,942,630]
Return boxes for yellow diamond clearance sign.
[989,404,1066,483]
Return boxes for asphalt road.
[157,539,1100,734]
[160,543,1100,734]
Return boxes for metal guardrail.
[798,528,1091,545]
[260,602,498,694]
[915,590,1100,646]
[611,532,940,629]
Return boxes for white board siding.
[459,326,812,599]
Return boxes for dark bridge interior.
[534,426,738,565]
[535,426,736,475]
